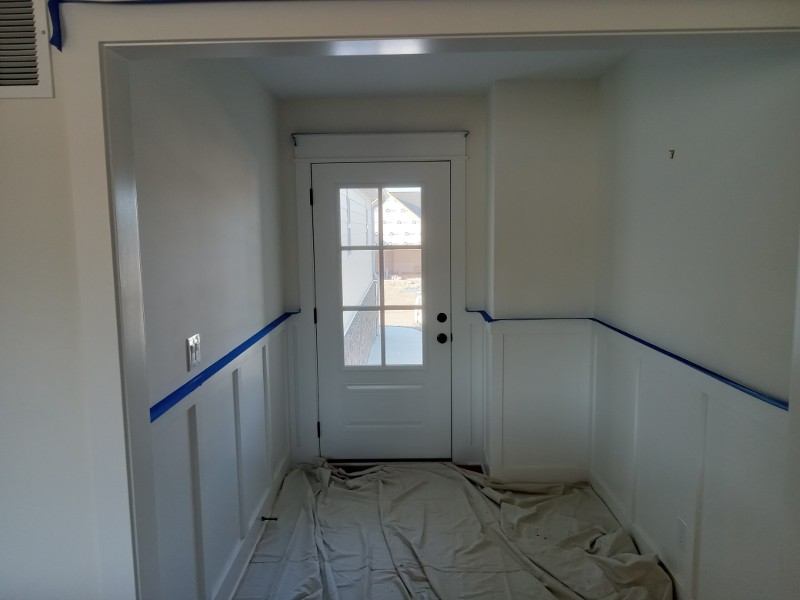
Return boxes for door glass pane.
[340,188,379,247]
[385,310,422,365]
[341,186,425,369]
[382,187,421,245]
[383,249,421,306]
[343,310,381,366]
[341,250,379,307]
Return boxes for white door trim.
[292,132,472,464]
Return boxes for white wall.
[0,70,100,599]
[487,80,599,317]
[596,48,800,401]
[128,59,290,599]
[276,95,487,310]
[131,59,284,406]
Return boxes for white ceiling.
[115,31,798,98]
[244,49,627,97]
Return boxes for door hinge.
[317,421,321,438]
[313,307,318,324]
[309,188,314,206]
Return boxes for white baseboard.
[589,475,634,532]
[491,465,589,482]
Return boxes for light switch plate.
[186,334,201,371]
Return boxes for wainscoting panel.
[591,322,793,600]
[591,330,638,520]
[196,370,243,599]
[149,320,294,600]
[268,327,291,477]
[452,312,487,464]
[151,406,203,600]
[485,319,591,481]
[469,320,486,456]
[634,361,706,590]
[482,325,492,473]
[696,384,793,600]
[235,351,269,541]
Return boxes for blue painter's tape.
[467,309,496,323]
[47,0,62,51]
[469,310,789,412]
[467,309,593,324]
[587,318,789,411]
[149,311,298,423]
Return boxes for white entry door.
[312,161,452,459]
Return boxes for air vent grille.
[0,0,38,87]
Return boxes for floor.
[235,463,672,599]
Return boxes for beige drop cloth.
[235,463,672,600]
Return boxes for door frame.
[292,132,472,464]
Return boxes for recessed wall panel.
[268,330,290,473]
[152,408,201,600]
[237,353,269,534]
[592,331,638,515]
[635,362,705,586]
[196,378,241,598]
[697,392,793,600]
[498,327,590,478]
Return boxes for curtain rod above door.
[291,131,469,147]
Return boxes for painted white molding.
[454,312,488,464]
[103,47,157,599]
[483,319,592,481]
[293,132,469,160]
